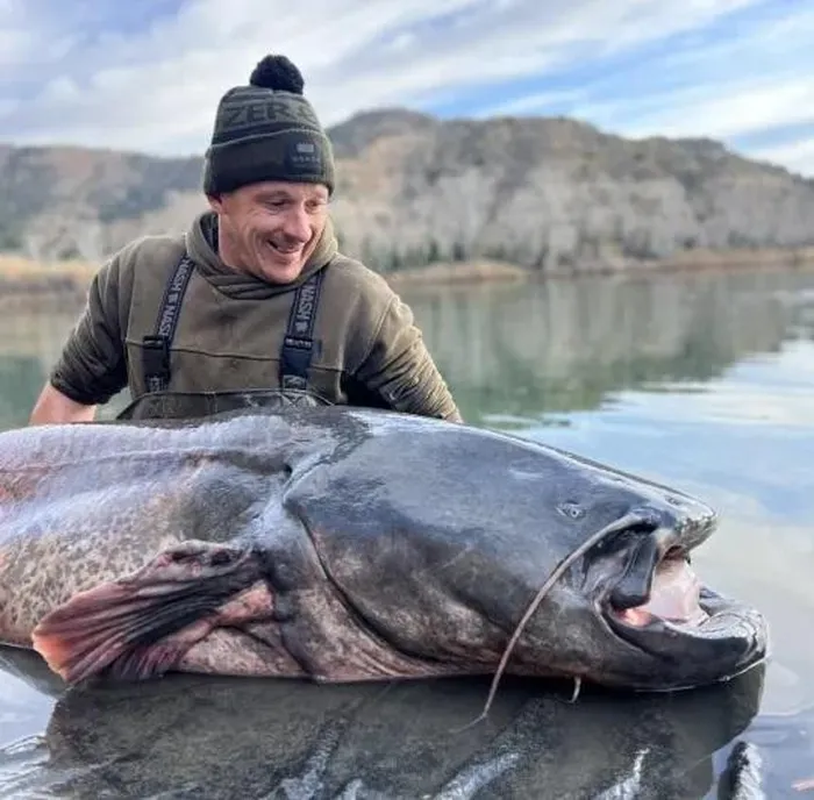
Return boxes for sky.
[0,0,812,176]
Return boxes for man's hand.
[29,383,97,425]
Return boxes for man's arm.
[354,294,463,422]
[28,253,129,425]
[29,383,97,425]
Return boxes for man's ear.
[206,193,223,213]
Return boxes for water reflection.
[0,647,767,799]
[402,267,814,424]
[1,267,813,431]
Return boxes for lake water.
[1,265,813,798]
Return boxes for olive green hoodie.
[50,211,461,422]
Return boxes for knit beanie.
[203,55,335,196]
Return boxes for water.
[1,265,813,798]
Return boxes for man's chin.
[257,256,306,285]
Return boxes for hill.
[2,109,814,274]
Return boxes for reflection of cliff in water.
[1,266,814,427]
[403,267,814,422]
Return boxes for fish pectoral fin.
[31,540,263,684]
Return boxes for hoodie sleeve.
[49,253,129,405]
[353,293,463,422]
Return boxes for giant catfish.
[0,406,768,696]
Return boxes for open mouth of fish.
[610,548,709,628]
[599,521,768,685]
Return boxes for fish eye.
[557,501,585,520]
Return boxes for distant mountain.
[1,108,813,272]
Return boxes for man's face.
[208,181,330,283]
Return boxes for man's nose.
[281,207,311,242]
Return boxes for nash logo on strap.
[292,279,318,335]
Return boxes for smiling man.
[28,54,461,425]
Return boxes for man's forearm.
[361,339,462,421]
[355,296,463,422]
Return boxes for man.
[28,54,462,425]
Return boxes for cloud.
[1,0,812,176]
[580,79,814,142]
[476,2,814,173]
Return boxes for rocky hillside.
[2,109,814,272]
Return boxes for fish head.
[282,410,769,693]
[515,455,769,691]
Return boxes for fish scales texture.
[0,419,284,645]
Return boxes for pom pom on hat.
[249,54,305,94]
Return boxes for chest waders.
[117,252,330,422]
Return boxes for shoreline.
[384,246,814,287]
[1,246,814,304]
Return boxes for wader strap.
[280,269,324,391]
[142,253,195,393]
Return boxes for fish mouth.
[602,535,769,689]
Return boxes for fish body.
[0,407,768,689]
